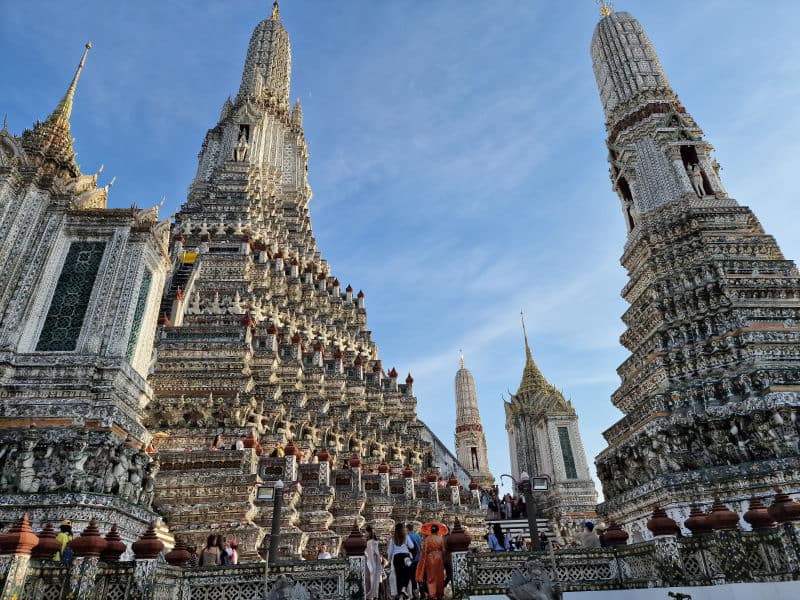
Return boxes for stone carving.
[507,557,561,600]
[0,432,156,507]
[228,291,247,315]
[186,292,203,315]
[205,292,223,315]
[265,575,316,600]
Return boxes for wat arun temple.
[1,1,800,597]
[0,2,482,560]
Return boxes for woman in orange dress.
[416,525,446,600]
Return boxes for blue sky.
[3,1,800,497]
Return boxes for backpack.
[60,545,75,566]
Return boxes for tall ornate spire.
[592,10,725,229]
[591,9,800,530]
[237,4,291,105]
[21,41,92,177]
[517,311,550,397]
[454,353,494,486]
[504,315,596,518]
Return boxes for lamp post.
[268,479,284,566]
[518,472,540,551]
[501,472,549,551]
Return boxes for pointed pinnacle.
[520,309,533,361]
[597,1,613,18]
[48,41,92,126]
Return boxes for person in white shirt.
[578,522,601,548]
[388,522,415,600]
[317,543,332,559]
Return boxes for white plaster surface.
[564,581,800,599]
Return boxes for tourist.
[217,535,229,563]
[364,526,383,600]
[222,540,239,565]
[415,525,445,600]
[317,543,332,559]
[189,545,199,567]
[487,523,510,552]
[406,523,422,598]
[578,522,601,548]
[539,532,549,550]
[210,434,224,451]
[220,539,231,565]
[503,493,514,520]
[228,541,239,564]
[442,530,453,592]
[487,493,500,520]
[234,436,245,450]
[388,521,415,600]
[199,535,221,565]
[54,520,73,563]
[516,496,527,518]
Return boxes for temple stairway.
[158,258,194,324]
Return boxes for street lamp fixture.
[501,472,550,551]
[268,479,284,565]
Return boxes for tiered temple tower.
[504,318,597,530]
[0,44,170,544]
[592,7,800,534]
[454,353,494,488]
[147,3,479,559]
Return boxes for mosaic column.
[0,554,31,600]
[0,514,38,600]
[67,556,101,600]
[346,556,366,600]
[133,559,161,600]
[450,551,469,599]
[652,535,682,586]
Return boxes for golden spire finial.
[49,41,92,126]
[520,310,533,361]
[596,0,613,17]
[271,0,280,20]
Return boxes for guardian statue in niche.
[234,125,250,162]
[689,163,706,198]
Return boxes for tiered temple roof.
[148,4,482,558]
